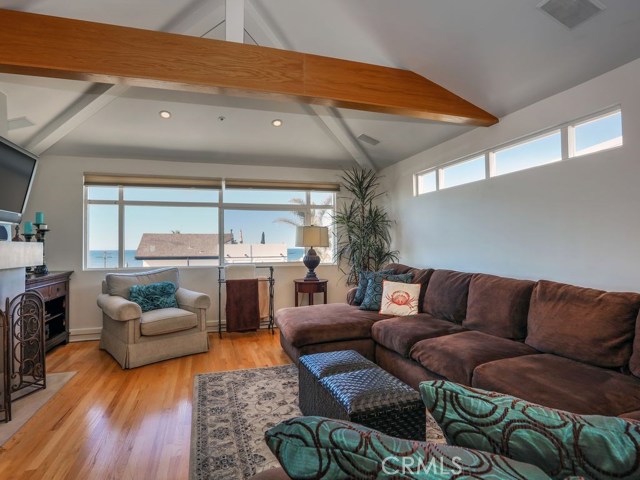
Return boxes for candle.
[23,221,33,234]
[35,211,45,224]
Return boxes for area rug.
[190,364,446,480]
[0,371,77,445]
[190,365,299,480]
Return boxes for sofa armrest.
[176,288,211,310]
[346,287,358,305]
[97,293,142,321]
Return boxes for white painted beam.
[0,90,7,137]
[25,2,227,156]
[26,84,127,155]
[226,0,245,43]
[244,1,376,171]
[310,106,376,170]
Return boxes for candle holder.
[23,233,35,242]
[12,224,23,242]
[33,224,50,275]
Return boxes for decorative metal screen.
[0,306,9,423]
[6,291,46,404]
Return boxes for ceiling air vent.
[538,0,605,29]
[357,134,380,146]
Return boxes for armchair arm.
[97,293,142,321]
[176,288,211,310]
[346,287,358,305]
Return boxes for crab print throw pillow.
[379,280,421,316]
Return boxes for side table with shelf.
[294,278,328,307]
[25,271,73,352]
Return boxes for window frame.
[414,106,623,196]
[84,179,337,270]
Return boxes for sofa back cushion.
[526,280,640,368]
[106,267,180,299]
[384,263,434,312]
[464,273,535,340]
[629,311,640,378]
[352,269,394,306]
[423,270,472,323]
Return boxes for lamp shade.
[295,226,329,248]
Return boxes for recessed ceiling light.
[271,119,283,127]
[159,110,172,119]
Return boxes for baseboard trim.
[69,327,102,342]
[206,319,272,333]
[70,321,274,341]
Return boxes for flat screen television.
[0,135,38,224]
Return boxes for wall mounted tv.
[0,136,38,224]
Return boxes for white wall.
[382,58,640,292]
[25,156,349,341]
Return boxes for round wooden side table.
[294,279,328,306]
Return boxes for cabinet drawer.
[31,285,51,301]
[49,282,67,299]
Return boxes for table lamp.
[296,225,330,281]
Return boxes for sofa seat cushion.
[371,314,466,357]
[526,280,640,368]
[473,353,640,416]
[464,273,535,340]
[423,269,473,323]
[139,307,197,336]
[276,304,388,348]
[410,331,539,385]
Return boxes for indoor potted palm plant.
[333,167,398,285]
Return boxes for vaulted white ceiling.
[1,0,639,170]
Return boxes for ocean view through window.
[84,177,337,269]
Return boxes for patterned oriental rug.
[189,364,446,480]
[190,365,300,480]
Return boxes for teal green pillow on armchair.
[129,281,179,312]
[420,380,640,480]
[265,416,551,479]
[359,272,413,311]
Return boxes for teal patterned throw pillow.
[353,269,395,305]
[359,272,413,311]
[129,281,179,312]
[420,380,640,480]
[265,416,552,479]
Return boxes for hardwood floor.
[0,330,291,480]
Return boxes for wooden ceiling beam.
[0,9,498,126]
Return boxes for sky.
[87,187,333,251]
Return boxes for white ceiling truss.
[22,0,376,169]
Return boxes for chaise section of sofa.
[274,264,433,363]
[276,303,388,362]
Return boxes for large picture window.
[84,176,337,269]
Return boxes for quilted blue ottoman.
[298,350,426,440]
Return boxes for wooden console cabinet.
[25,271,73,353]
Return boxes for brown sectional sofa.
[275,263,640,418]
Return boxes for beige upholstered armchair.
[97,267,210,368]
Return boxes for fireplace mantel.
[0,242,43,270]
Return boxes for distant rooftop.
[135,233,233,260]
